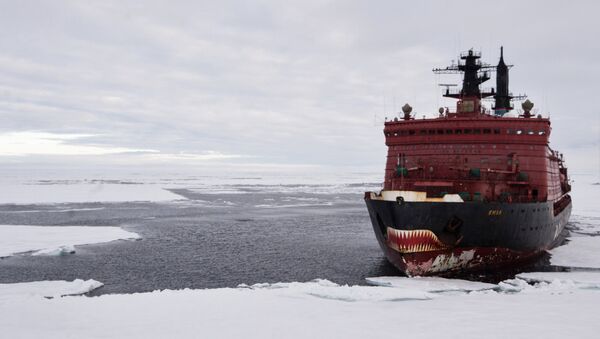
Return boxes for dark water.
[0,187,571,295]
[0,190,400,295]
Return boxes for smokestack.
[494,46,512,115]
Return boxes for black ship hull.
[364,192,572,276]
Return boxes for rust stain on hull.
[388,246,541,276]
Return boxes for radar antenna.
[438,84,458,97]
[432,49,495,99]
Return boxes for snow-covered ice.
[497,272,600,293]
[516,271,600,289]
[0,183,184,204]
[31,244,76,256]
[570,174,599,218]
[365,276,496,292]
[0,225,140,258]
[1,172,599,337]
[549,236,600,269]
[0,279,103,300]
[1,277,599,338]
[240,279,432,301]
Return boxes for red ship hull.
[365,193,571,276]
[380,246,541,277]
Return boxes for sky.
[0,0,598,175]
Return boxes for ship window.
[385,132,391,137]
[494,129,500,134]
[409,130,415,135]
[527,130,534,135]
[455,129,462,134]
[538,131,546,135]
[464,129,472,134]
[507,129,513,134]
[446,129,453,134]
[393,132,398,136]
[419,130,427,135]
[428,130,436,135]
[516,130,523,135]
[483,129,491,134]
[437,129,444,134]
[474,129,481,134]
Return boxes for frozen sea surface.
[0,171,392,293]
[1,171,600,337]
[0,171,598,296]
[2,275,600,339]
[0,183,184,204]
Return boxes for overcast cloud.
[0,0,598,173]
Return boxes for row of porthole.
[391,144,541,150]
[508,207,550,214]
[522,226,542,232]
[386,128,547,137]
[521,222,559,232]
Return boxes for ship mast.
[433,49,498,116]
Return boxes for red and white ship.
[364,48,572,276]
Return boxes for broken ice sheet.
[549,236,600,269]
[0,225,140,258]
[242,279,432,302]
[365,276,496,293]
[0,279,103,300]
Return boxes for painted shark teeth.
[386,228,450,253]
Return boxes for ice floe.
[549,236,600,269]
[0,183,184,204]
[495,272,600,293]
[32,245,76,256]
[1,277,599,338]
[516,271,600,289]
[0,279,103,300]
[570,174,600,218]
[365,276,496,292]
[241,279,432,301]
[0,207,107,214]
[253,202,334,208]
[0,225,140,258]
